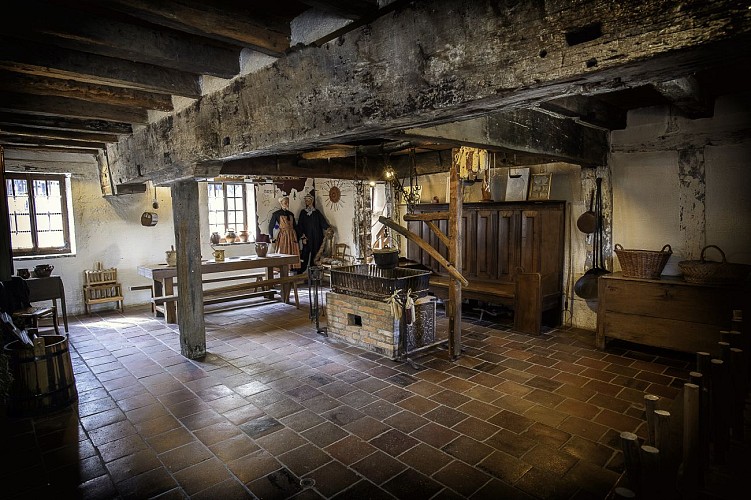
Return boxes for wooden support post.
[620,431,641,487]
[731,309,743,334]
[679,383,701,499]
[639,445,660,500]
[718,341,731,362]
[721,330,743,349]
[729,347,746,440]
[709,358,729,464]
[653,409,671,463]
[447,155,462,360]
[644,394,660,446]
[171,178,206,360]
[689,371,703,387]
[611,487,636,499]
[696,351,712,376]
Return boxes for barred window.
[6,173,72,256]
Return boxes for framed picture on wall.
[528,173,552,200]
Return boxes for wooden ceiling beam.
[0,112,132,135]
[93,0,293,57]
[0,93,149,124]
[109,0,751,184]
[0,71,174,112]
[538,95,627,130]
[0,125,120,144]
[0,37,202,98]
[301,0,379,19]
[653,75,714,119]
[219,154,378,180]
[5,1,240,78]
[402,108,608,167]
[0,134,106,150]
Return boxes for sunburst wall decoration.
[323,179,347,211]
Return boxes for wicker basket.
[330,264,431,300]
[614,244,672,279]
[678,245,751,285]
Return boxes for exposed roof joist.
[109,0,751,184]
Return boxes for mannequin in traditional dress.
[297,190,330,274]
[268,196,300,270]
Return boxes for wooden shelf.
[83,263,124,313]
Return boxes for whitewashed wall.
[6,150,177,316]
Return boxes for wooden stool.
[12,305,61,336]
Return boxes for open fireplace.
[326,265,437,359]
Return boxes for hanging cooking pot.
[577,188,597,234]
[574,177,609,299]
[574,266,609,300]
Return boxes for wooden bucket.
[4,335,78,416]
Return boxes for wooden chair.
[1,277,60,337]
[319,242,353,287]
[12,306,61,336]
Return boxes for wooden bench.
[153,274,306,309]
[427,272,554,335]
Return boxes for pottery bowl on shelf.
[34,264,54,278]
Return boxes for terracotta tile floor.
[1,291,746,499]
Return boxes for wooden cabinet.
[405,201,565,324]
[597,273,750,353]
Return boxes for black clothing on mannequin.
[297,206,329,273]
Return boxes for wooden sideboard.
[405,201,565,326]
[597,273,750,353]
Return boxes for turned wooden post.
[721,330,743,348]
[679,383,701,499]
[729,347,746,440]
[639,445,661,500]
[644,394,660,446]
[653,409,671,459]
[688,371,710,473]
[696,351,712,376]
[710,358,729,464]
[620,431,641,486]
[718,341,731,362]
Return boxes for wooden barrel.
[4,335,78,416]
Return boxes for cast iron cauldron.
[372,249,399,269]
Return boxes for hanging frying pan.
[577,188,596,234]
[574,178,609,299]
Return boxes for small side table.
[25,276,69,333]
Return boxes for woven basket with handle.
[614,244,672,279]
[678,245,751,285]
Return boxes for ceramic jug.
[165,249,177,267]
[210,232,221,245]
[17,268,30,279]
[255,242,268,257]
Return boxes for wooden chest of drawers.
[597,273,750,353]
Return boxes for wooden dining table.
[137,253,300,324]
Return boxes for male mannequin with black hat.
[296,190,330,274]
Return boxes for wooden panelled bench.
[426,273,548,334]
[405,201,566,334]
